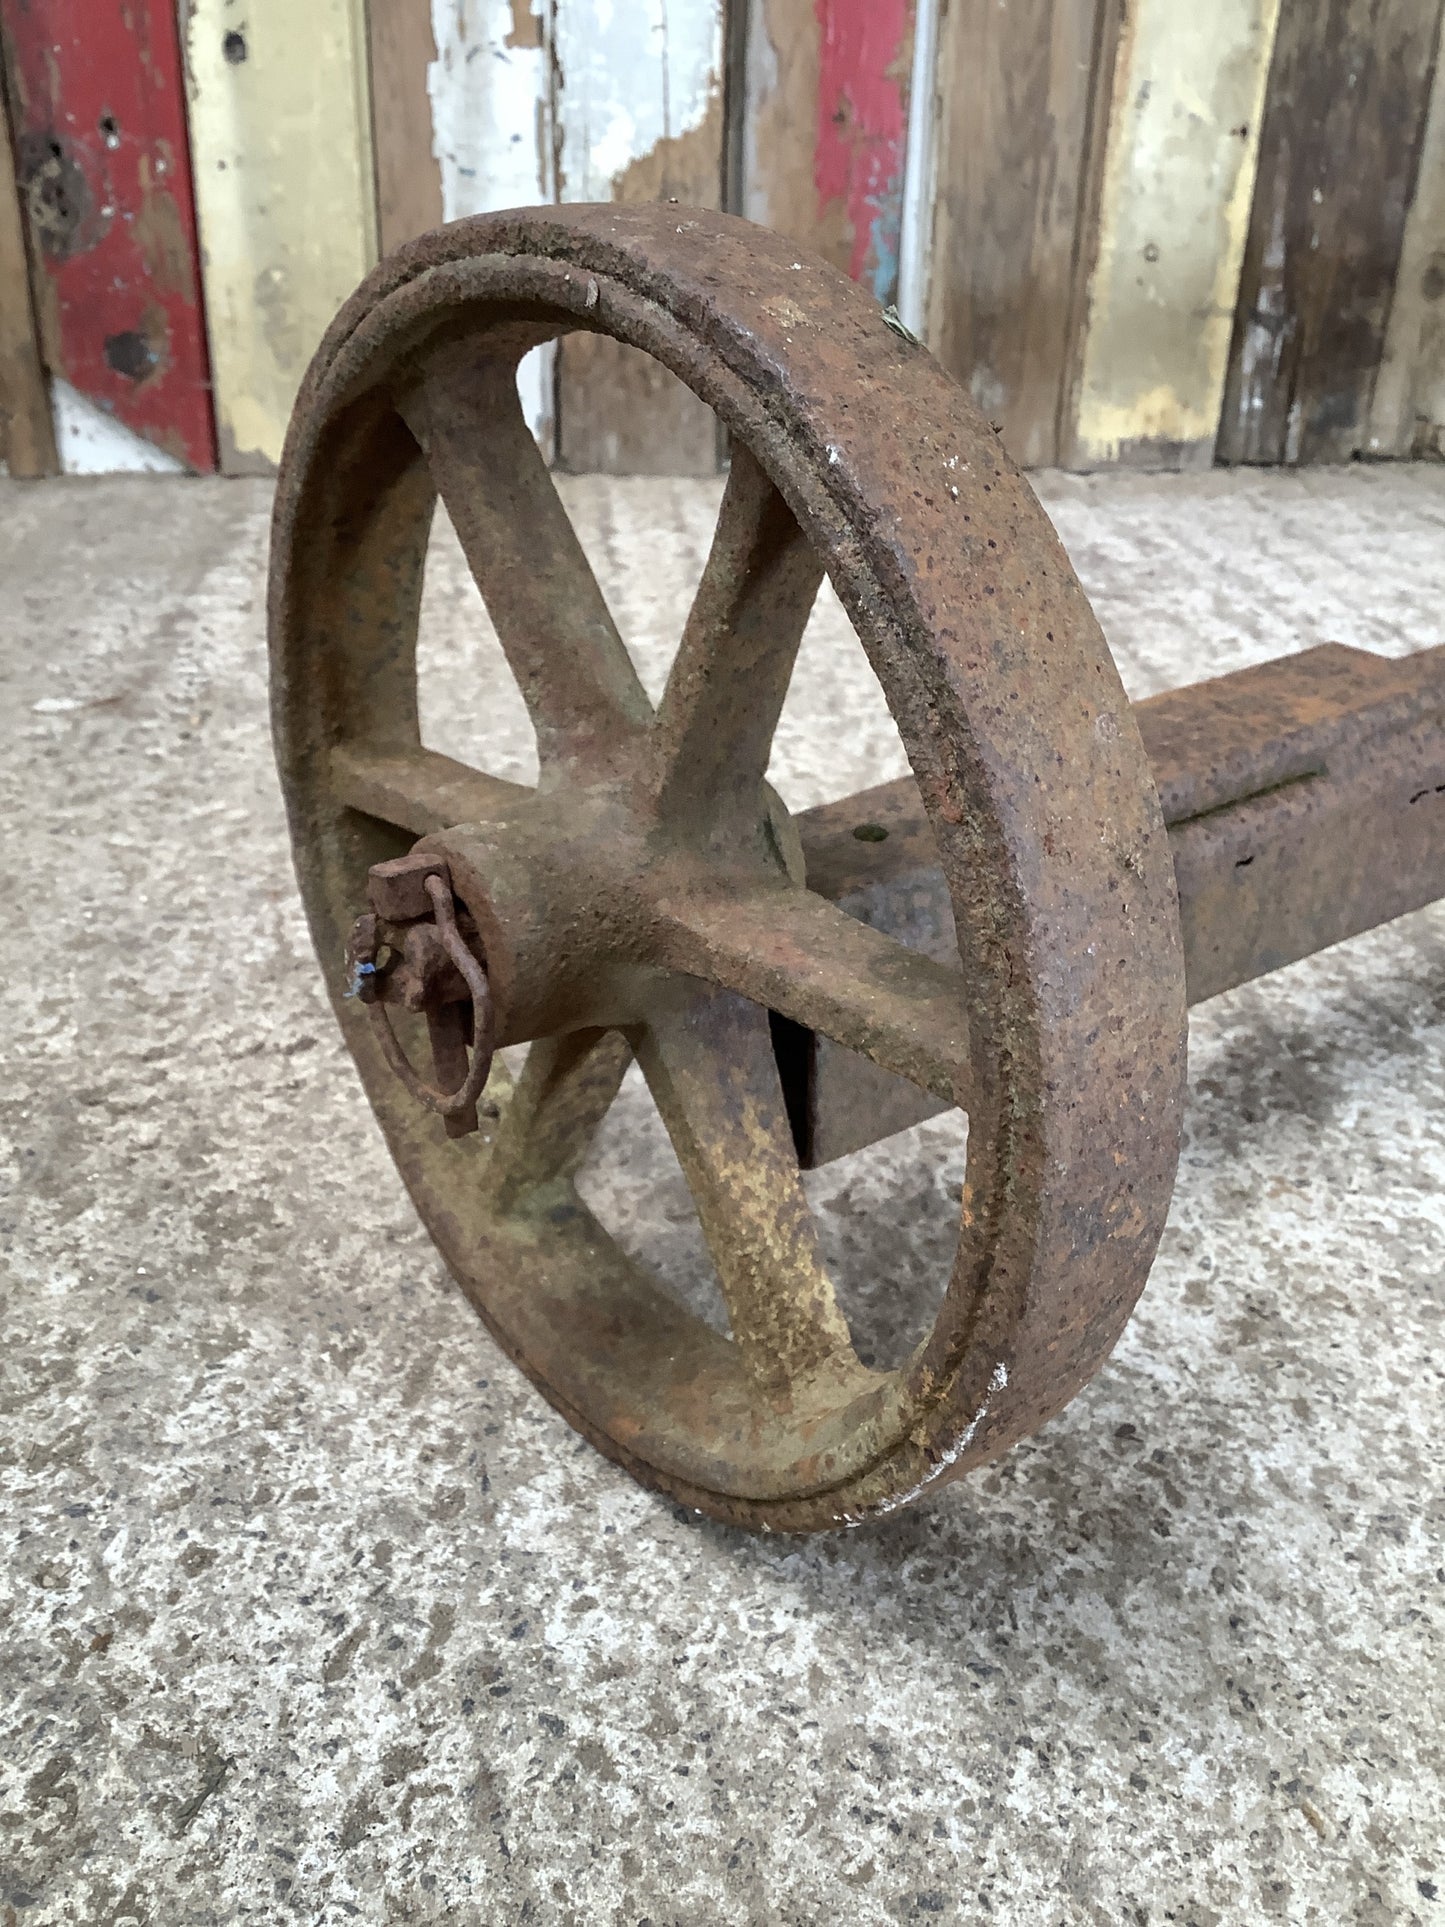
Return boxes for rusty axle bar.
[792,641,1445,1166]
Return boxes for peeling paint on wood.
[185,0,377,473]
[553,0,720,202]
[813,0,913,302]
[926,0,1115,468]
[51,374,184,472]
[427,0,550,216]
[426,0,552,445]
[740,0,916,303]
[368,0,443,254]
[0,59,57,475]
[1369,17,1445,459]
[2,0,214,470]
[553,0,724,473]
[1065,0,1282,470]
[1219,0,1445,466]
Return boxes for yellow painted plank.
[1063,0,1281,470]
[1371,35,1445,460]
[185,0,378,472]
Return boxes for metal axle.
[791,641,1445,1164]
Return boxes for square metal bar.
[790,643,1445,1166]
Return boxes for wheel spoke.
[653,882,970,1106]
[331,742,528,835]
[484,1028,633,1208]
[400,348,652,778]
[649,446,822,835]
[635,985,854,1390]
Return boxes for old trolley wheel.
[269,206,1188,1532]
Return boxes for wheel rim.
[269,206,1187,1531]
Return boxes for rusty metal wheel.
[269,206,1187,1532]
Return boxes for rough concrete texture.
[1,463,1442,1926]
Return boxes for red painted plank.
[1,0,216,470]
[814,0,913,301]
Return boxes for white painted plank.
[897,0,942,340]
[185,0,378,471]
[426,0,554,444]
[551,0,724,472]
[417,0,724,464]
[553,0,721,205]
[1065,0,1282,469]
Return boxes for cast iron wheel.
[269,205,1188,1532]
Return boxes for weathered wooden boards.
[423,0,555,449]
[1,0,214,470]
[1219,0,1445,464]
[508,0,924,469]
[742,0,1287,472]
[176,0,1445,477]
[0,58,55,475]
[5,0,1444,475]
[1066,0,1282,469]
[925,0,1281,470]
[367,0,443,255]
[184,0,376,471]
[920,0,1445,471]
[739,0,917,301]
[1372,32,1445,457]
[924,0,1115,468]
[366,0,728,470]
[552,1,726,473]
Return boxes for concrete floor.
[1,464,1442,1926]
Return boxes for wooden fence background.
[1,0,1442,478]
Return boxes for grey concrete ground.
[1,463,1442,1927]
